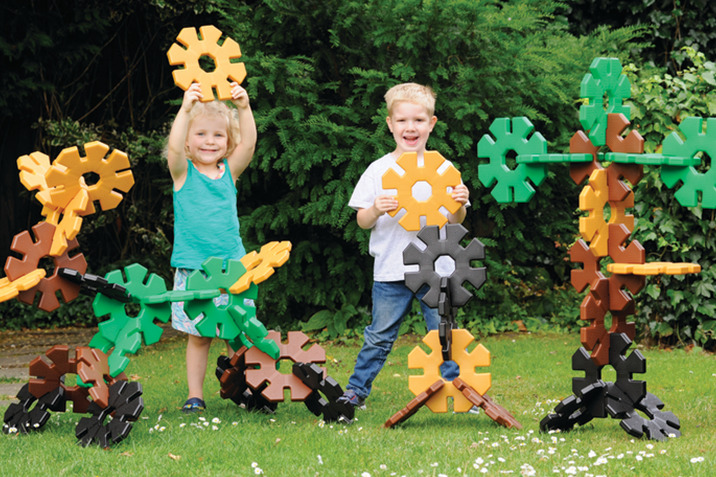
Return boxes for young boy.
[339,83,470,409]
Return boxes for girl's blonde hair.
[185,100,241,158]
[384,83,436,116]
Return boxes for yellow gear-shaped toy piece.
[579,168,609,256]
[229,241,292,294]
[579,168,638,257]
[408,329,491,413]
[607,262,701,275]
[45,141,134,214]
[382,151,462,231]
[0,269,46,303]
[17,152,52,207]
[167,25,247,101]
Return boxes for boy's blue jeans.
[346,280,460,399]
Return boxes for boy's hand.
[451,184,469,205]
[374,194,399,214]
[181,82,203,112]
[230,82,250,109]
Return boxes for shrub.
[625,47,716,349]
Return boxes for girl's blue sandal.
[182,398,206,414]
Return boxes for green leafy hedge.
[9,0,713,351]
[626,48,716,349]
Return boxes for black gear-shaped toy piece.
[215,352,277,414]
[2,383,65,434]
[539,381,605,433]
[571,347,608,419]
[75,380,144,448]
[293,362,354,423]
[608,333,646,405]
[616,392,681,441]
[403,223,486,308]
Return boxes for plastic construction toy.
[477,57,706,440]
[381,151,521,429]
[2,138,330,447]
[215,331,354,423]
[382,151,462,231]
[167,25,247,101]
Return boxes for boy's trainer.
[337,390,366,410]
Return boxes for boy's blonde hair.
[384,83,437,116]
[185,101,241,158]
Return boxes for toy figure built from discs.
[2,25,353,447]
[381,151,521,429]
[477,57,706,441]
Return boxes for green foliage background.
[0,0,714,349]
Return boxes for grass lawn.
[1,331,714,476]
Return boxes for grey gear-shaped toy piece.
[403,223,486,308]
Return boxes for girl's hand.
[451,184,469,205]
[181,83,203,112]
[230,82,250,109]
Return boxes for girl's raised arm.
[167,83,203,184]
[226,82,257,182]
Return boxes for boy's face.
[386,101,437,156]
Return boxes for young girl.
[166,81,256,413]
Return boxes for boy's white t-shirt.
[348,153,470,282]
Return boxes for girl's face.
[386,101,437,156]
[185,114,229,167]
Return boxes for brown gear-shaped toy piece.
[382,151,462,231]
[384,380,445,428]
[568,114,644,189]
[453,377,522,429]
[45,141,134,214]
[28,345,89,413]
[408,329,491,413]
[608,224,645,265]
[4,222,87,311]
[579,278,610,365]
[605,113,644,155]
[28,346,126,413]
[76,347,127,409]
[230,241,292,294]
[569,239,603,293]
[245,330,326,402]
[167,25,247,101]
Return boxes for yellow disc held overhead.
[167,25,247,101]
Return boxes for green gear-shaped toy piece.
[477,117,548,203]
[184,258,280,359]
[90,264,171,376]
[579,57,631,147]
[660,117,716,208]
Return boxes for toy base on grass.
[539,333,680,441]
[215,332,354,424]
